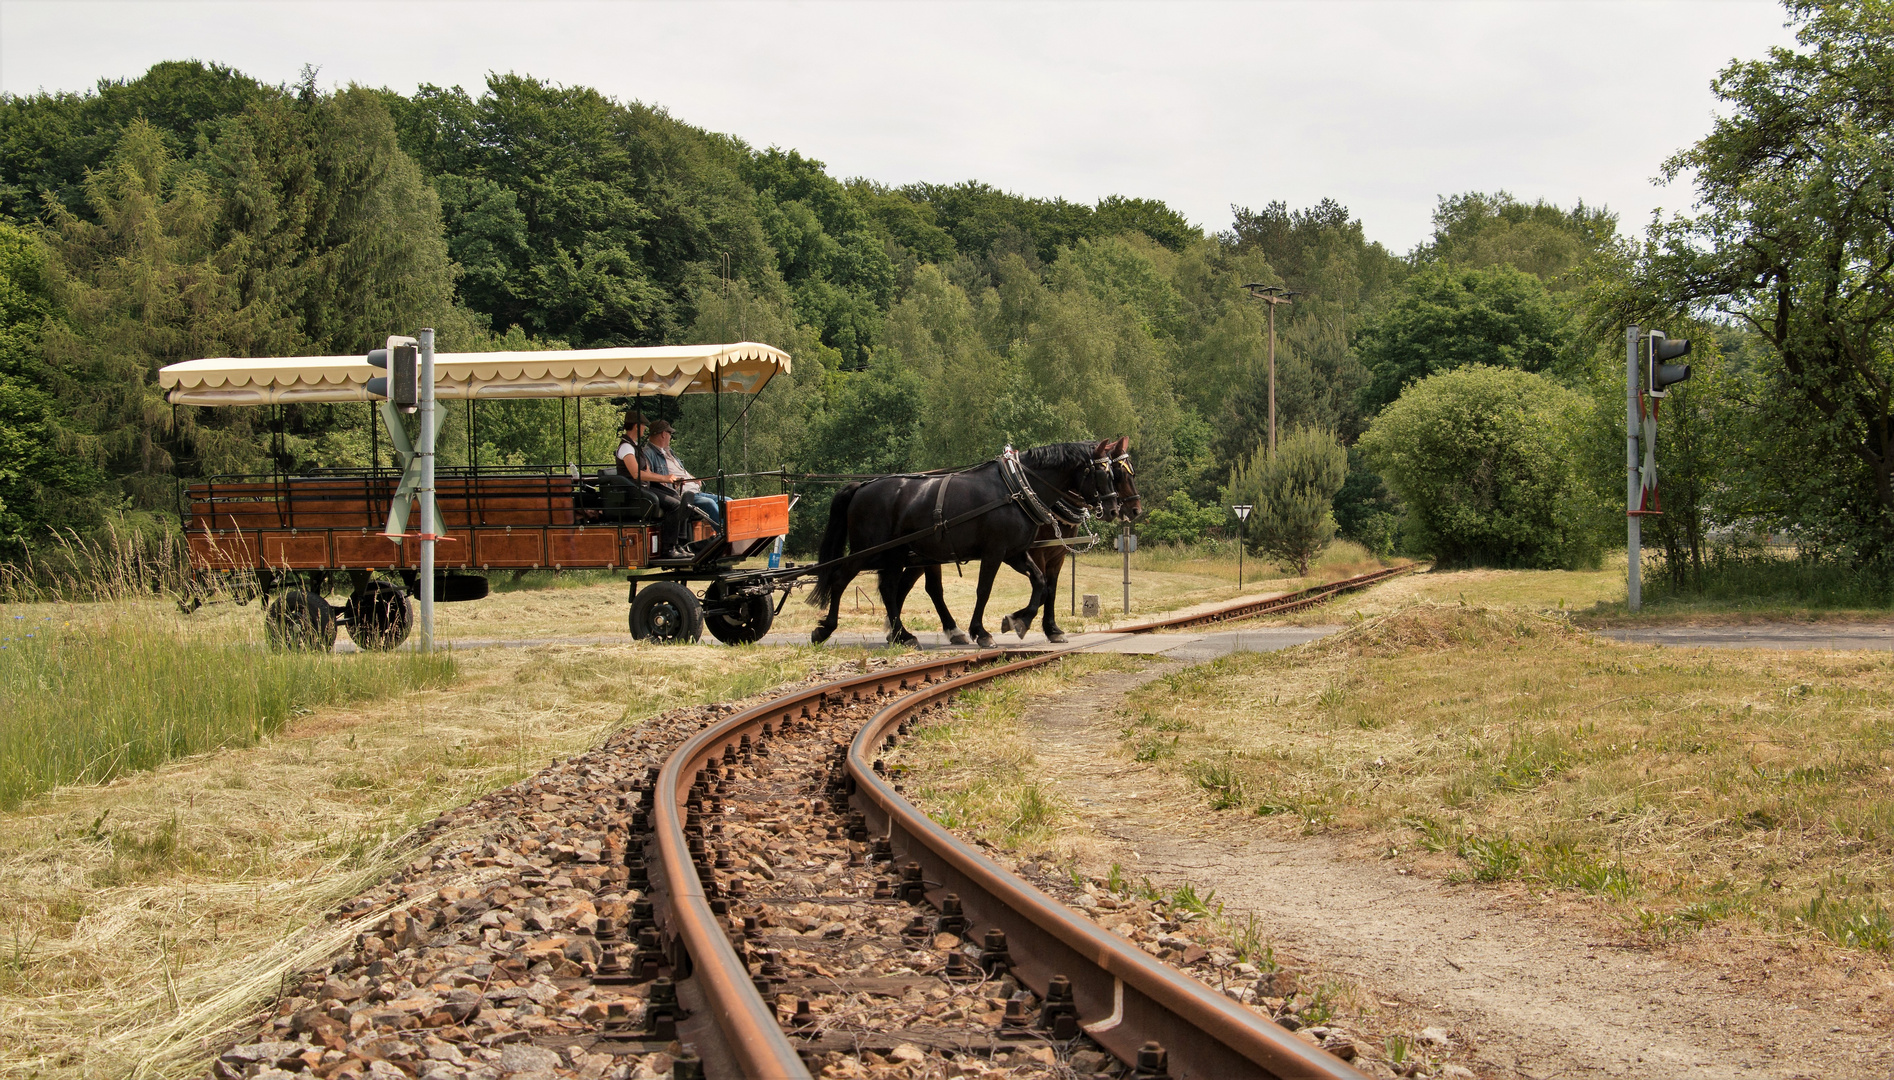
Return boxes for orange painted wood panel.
[333,532,406,568]
[724,495,790,543]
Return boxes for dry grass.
[893,655,1141,852]
[407,539,1394,646]
[1120,603,1894,953]
[0,629,846,1079]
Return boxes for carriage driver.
[617,413,691,560]
[616,414,723,561]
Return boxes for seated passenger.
[616,414,690,560]
[644,418,724,529]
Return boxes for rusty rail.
[649,652,993,1079]
[845,653,1368,1080]
[1111,562,1423,634]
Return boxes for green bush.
[1226,427,1347,574]
[1359,365,1607,569]
[1138,491,1227,546]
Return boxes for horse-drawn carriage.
[159,338,1141,651]
[160,342,796,649]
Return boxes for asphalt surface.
[334,621,1894,655]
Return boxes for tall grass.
[1645,542,1893,609]
[0,518,198,603]
[0,609,455,810]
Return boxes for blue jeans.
[685,491,724,526]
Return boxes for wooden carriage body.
[184,472,791,574]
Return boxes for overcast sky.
[0,1,1797,253]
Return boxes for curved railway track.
[634,646,1371,1079]
[218,567,1418,1080]
[1111,562,1423,635]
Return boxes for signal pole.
[418,327,437,649]
[1244,284,1299,455]
[1626,325,1641,612]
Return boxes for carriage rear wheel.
[344,581,413,651]
[703,581,774,645]
[266,589,338,651]
[629,581,704,644]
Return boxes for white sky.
[0,1,1796,253]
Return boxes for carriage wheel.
[628,581,704,644]
[343,581,413,651]
[703,581,775,646]
[266,590,338,651]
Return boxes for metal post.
[1121,522,1131,614]
[1267,301,1277,456]
[1238,519,1244,590]
[419,327,437,650]
[1626,325,1641,613]
[1070,548,1077,615]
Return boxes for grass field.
[400,538,1395,645]
[0,620,849,1079]
[1122,603,1894,954]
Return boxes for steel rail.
[649,651,997,1079]
[1112,562,1424,635]
[846,654,1369,1080]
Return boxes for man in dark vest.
[616,413,691,561]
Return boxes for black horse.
[892,436,1142,644]
[807,441,1122,647]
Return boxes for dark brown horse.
[888,436,1141,644]
[806,441,1121,648]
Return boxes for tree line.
[2,0,1888,587]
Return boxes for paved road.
[338,621,1894,655]
[1599,623,1894,650]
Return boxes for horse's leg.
[879,566,920,647]
[811,566,857,644]
[1035,544,1069,643]
[967,558,1003,649]
[1000,552,1050,640]
[924,565,971,646]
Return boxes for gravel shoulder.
[1017,661,1894,1080]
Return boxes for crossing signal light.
[1645,332,1692,398]
[366,335,420,412]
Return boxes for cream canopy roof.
[158,342,790,406]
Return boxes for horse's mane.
[1017,441,1105,471]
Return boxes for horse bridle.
[1108,452,1139,521]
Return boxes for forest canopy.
[3,0,1886,580]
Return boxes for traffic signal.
[1645,332,1692,398]
[367,335,421,412]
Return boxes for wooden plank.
[472,530,545,568]
[333,532,406,568]
[258,532,330,569]
[548,529,618,567]
[189,531,256,571]
[725,494,790,543]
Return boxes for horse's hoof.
[1046,631,1068,644]
[1011,617,1030,640]
[888,630,918,647]
[810,625,833,645]
[947,631,971,646]
[974,633,995,649]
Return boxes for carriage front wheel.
[629,581,704,644]
[703,581,774,645]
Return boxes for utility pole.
[1243,284,1300,454]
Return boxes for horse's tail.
[806,482,861,608]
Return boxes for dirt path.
[1023,662,1894,1080]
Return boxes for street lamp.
[1242,284,1300,455]
[1232,504,1252,591]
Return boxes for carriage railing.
[185,466,796,535]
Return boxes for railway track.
[1110,563,1423,635]
[216,568,1423,1080]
